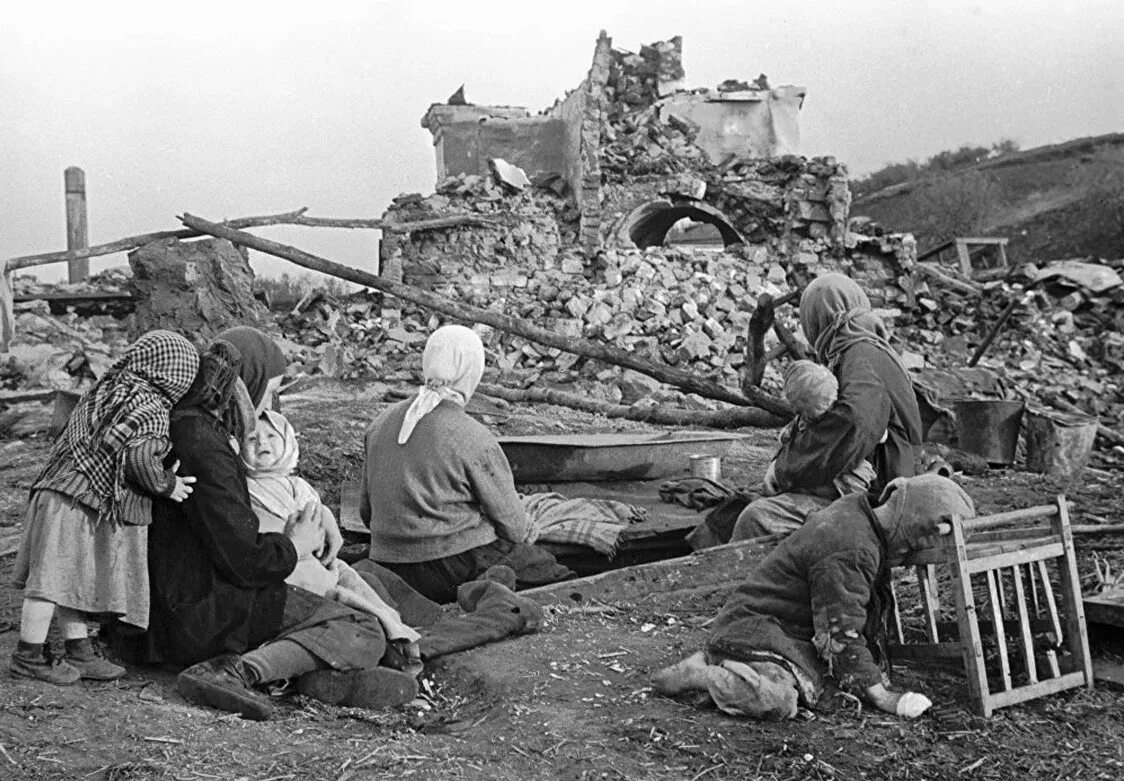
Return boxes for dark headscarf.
[39,330,199,523]
[799,273,909,378]
[215,326,286,407]
[175,339,245,437]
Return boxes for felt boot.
[64,638,126,681]
[296,667,419,710]
[176,654,274,721]
[9,642,80,686]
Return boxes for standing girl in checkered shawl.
[10,330,199,685]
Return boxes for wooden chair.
[888,495,1094,716]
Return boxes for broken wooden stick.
[476,383,786,429]
[968,295,1021,367]
[915,262,983,296]
[180,213,795,418]
[5,208,496,272]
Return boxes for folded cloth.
[522,492,646,557]
[659,477,740,510]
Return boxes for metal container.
[688,453,722,480]
[498,432,747,483]
[954,399,1025,465]
[1024,408,1098,480]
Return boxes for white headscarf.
[398,325,485,444]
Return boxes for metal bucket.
[688,453,722,480]
[1024,408,1098,481]
[954,399,1025,466]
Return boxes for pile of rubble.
[895,257,1124,423]
[278,243,805,400]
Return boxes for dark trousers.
[374,538,572,605]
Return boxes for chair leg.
[1052,496,1094,688]
[947,519,992,716]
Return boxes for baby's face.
[243,418,285,470]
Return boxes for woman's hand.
[760,461,780,496]
[284,501,324,559]
[314,504,344,566]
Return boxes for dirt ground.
[1,385,1122,780]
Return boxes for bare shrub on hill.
[893,171,1004,250]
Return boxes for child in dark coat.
[654,474,975,720]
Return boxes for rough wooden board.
[338,477,366,534]
[1084,591,1124,628]
[522,536,777,605]
[1093,658,1124,690]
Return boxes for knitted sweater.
[361,399,531,563]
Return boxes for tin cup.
[688,453,722,480]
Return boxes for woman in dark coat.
[655,474,975,720]
[729,274,923,541]
[139,328,415,720]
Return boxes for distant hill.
[851,133,1124,264]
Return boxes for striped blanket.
[522,492,647,558]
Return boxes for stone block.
[129,237,268,342]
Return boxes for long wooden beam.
[180,212,793,416]
[4,208,496,272]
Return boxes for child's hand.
[168,460,197,502]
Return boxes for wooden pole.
[180,212,794,417]
[64,167,89,283]
[5,208,497,273]
[968,295,1020,367]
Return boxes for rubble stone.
[129,238,269,343]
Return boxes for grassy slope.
[852,134,1124,263]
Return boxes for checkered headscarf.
[40,330,199,523]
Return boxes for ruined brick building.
[376,32,913,393]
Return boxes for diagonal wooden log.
[4,208,497,272]
[180,213,794,417]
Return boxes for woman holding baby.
[129,327,417,721]
[727,273,923,541]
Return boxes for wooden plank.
[1010,565,1039,685]
[986,570,1012,691]
[917,565,941,642]
[65,166,89,283]
[983,672,1086,711]
[944,504,1060,535]
[889,578,905,644]
[946,518,992,716]
[338,478,366,534]
[522,536,777,605]
[966,542,1065,575]
[1083,592,1124,628]
[888,642,963,660]
[1053,496,1095,690]
[1035,560,1064,646]
[1093,658,1124,690]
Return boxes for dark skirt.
[373,538,572,604]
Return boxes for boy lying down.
[654,473,975,720]
[243,411,421,671]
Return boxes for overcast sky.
[3,0,1121,282]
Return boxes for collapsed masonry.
[374,32,915,396]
